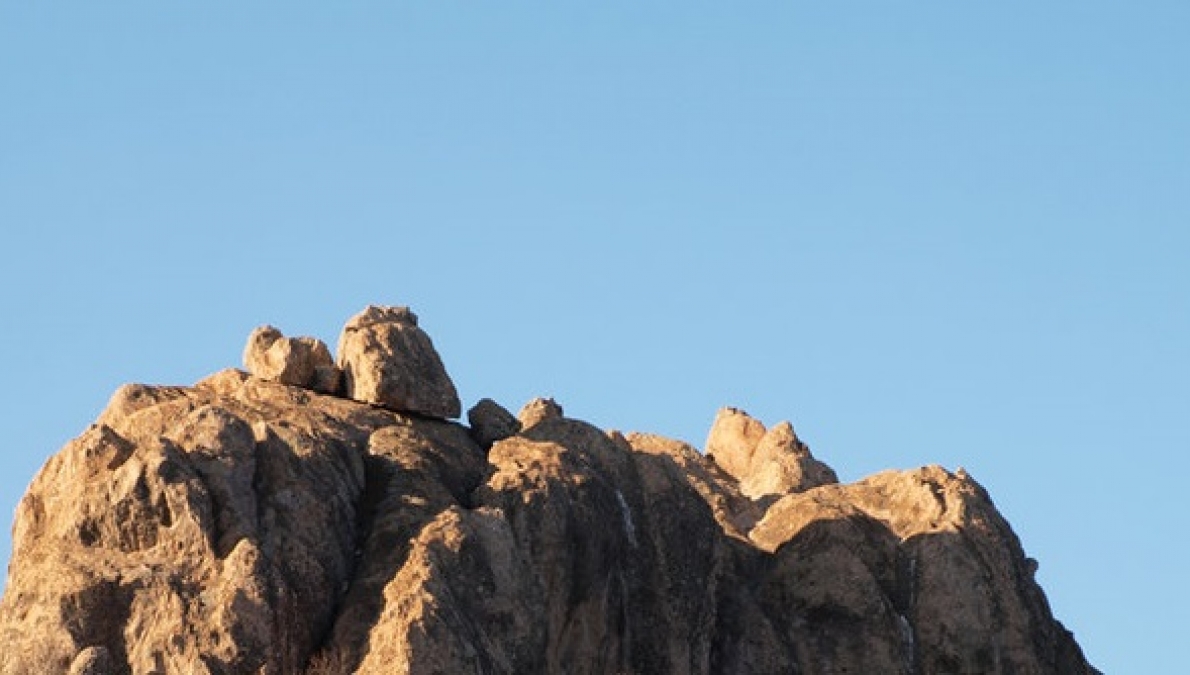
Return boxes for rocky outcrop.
[336,305,461,419]
[0,306,1098,675]
[517,397,563,429]
[243,325,341,395]
[706,407,838,500]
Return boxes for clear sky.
[1,3,1186,672]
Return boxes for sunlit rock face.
[336,305,461,419]
[0,306,1098,675]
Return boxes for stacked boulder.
[243,305,462,419]
[243,307,834,508]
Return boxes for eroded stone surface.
[336,305,461,419]
[706,408,838,502]
[704,407,766,481]
[0,311,1098,675]
[243,325,341,395]
[517,397,563,429]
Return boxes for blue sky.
[2,3,1186,671]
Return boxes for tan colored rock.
[746,466,1088,674]
[704,406,766,481]
[740,421,838,498]
[0,308,1099,675]
[707,408,838,500]
[243,325,341,395]
[0,370,466,674]
[517,396,563,429]
[467,397,521,449]
[625,431,760,540]
[336,305,461,419]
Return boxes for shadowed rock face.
[0,308,1098,675]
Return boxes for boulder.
[704,407,767,481]
[518,397,564,429]
[740,421,838,498]
[335,305,461,419]
[467,398,521,449]
[243,325,341,395]
[706,408,837,499]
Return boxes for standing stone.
[336,305,461,419]
[243,325,341,395]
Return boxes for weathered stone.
[704,406,767,481]
[706,408,838,501]
[243,325,341,395]
[67,646,113,675]
[517,397,563,429]
[0,307,1099,675]
[336,305,461,419]
[0,374,415,674]
[467,398,521,449]
[740,421,838,498]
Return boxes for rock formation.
[243,325,341,395]
[336,305,461,419]
[466,398,521,450]
[517,397,564,429]
[706,408,838,501]
[0,306,1098,674]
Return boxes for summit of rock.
[706,407,838,500]
[335,304,461,419]
[243,325,341,395]
[0,305,1098,674]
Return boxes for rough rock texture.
[336,306,461,419]
[517,397,563,429]
[0,308,1097,675]
[243,325,341,395]
[466,398,521,449]
[706,407,838,500]
[68,646,114,675]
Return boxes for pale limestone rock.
[336,305,461,418]
[517,397,563,429]
[243,325,341,395]
[467,398,521,449]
